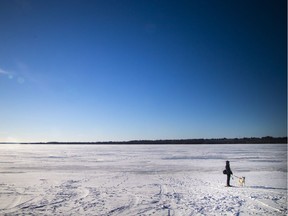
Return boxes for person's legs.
[227,174,231,186]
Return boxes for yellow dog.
[238,177,245,187]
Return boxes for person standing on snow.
[225,161,233,187]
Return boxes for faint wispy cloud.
[0,68,10,75]
[0,67,14,79]
[1,64,41,85]
[0,67,26,83]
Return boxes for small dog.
[238,177,246,187]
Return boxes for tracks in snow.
[0,172,287,216]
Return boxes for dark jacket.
[225,162,233,175]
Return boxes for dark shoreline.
[1,136,287,145]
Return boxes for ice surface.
[0,144,287,215]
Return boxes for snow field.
[0,144,286,215]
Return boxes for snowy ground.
[0,144,287,216]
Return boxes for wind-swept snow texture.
[0,144,286,216]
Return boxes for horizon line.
[0,136,287,144]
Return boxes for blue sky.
[0,0,286,142]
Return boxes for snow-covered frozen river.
[0,144,287,215]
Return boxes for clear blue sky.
[0,0,286,142]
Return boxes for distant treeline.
[3,136,286,145]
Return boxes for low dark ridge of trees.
[3,136,286,145]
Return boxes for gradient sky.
[0,0,287,142]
